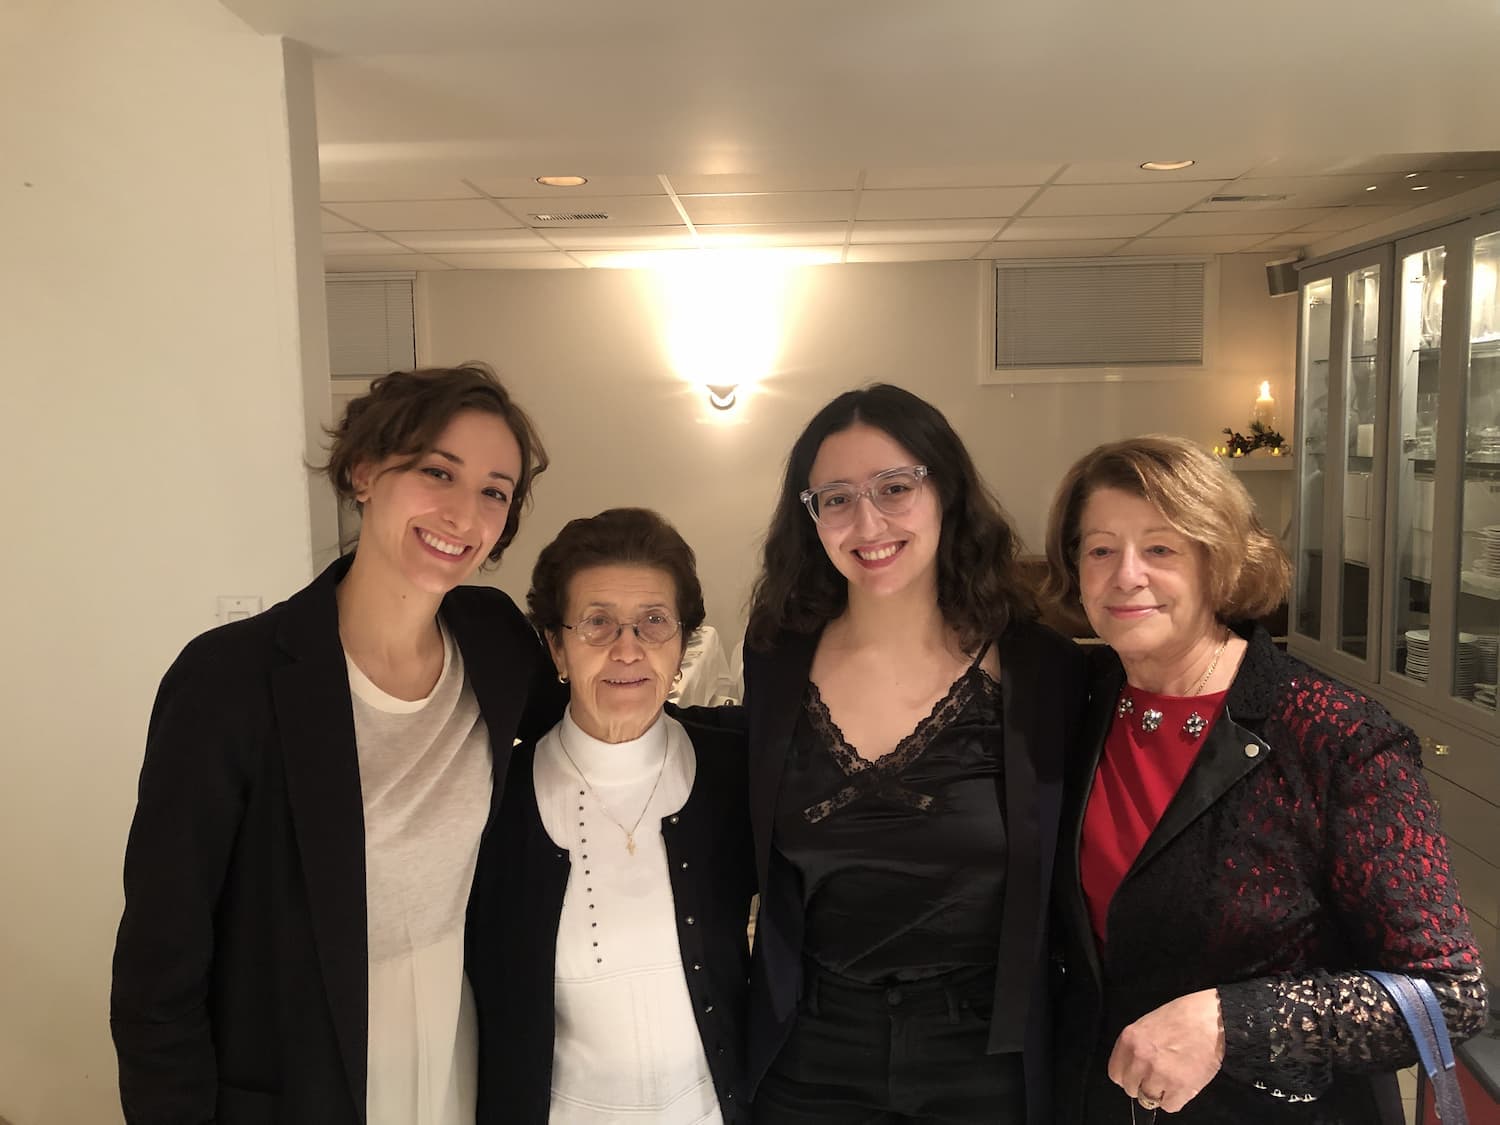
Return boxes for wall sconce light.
[706,384,738,411]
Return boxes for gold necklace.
[555,724,670,856]
[1116,632,1229,739]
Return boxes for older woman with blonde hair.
[1042,435,1487,1125]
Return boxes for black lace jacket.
[1055,624,1488,1125]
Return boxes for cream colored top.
[348,624,492,1125]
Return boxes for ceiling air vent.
[529,211,610,222]
[1208,193,1290,204]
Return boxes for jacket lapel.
[1123,624,1275,883]
[271,556,368,1120]
[443,596,531,825]
[746,631,818,890]
[1065,655,1123,990]
[1125,712,1269,879]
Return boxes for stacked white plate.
[1474,633,1500,683]
[1405,629,1430,682]
[1482,527,1500,577]
[1455,633,1481,699]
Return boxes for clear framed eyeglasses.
[562,610,681,647]
[799,465,931,528]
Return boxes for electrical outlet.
[217,595,263,625]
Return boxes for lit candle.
[1252,381,1277,429]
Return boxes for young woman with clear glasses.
[741,384,1086,1125]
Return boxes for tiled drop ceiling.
[322,154,1500,272]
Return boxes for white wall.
[421,253,1296,640]
[1,2,322,1121]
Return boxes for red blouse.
[1079,686,1229,944]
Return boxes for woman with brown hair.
[111,365,563,1125]
[742,384,1085,1125]
[1042,434,1487,1124]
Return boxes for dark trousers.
[753,963,1026,1125]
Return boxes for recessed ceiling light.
[1412,185,1430,191]
[536,175,588,188]
[1365,185,1379,192]
[1404,172,1421,180]
[1140,160,1196,172]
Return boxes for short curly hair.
[528,508,706,651]
[1042,435,1290,623]
[321,363,548,564]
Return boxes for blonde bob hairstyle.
[1041,435,1291,623]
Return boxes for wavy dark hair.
[320,363,548,565]
[746,384,1034,652]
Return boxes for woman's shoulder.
[443,581,531,633]
[999,616,1087,673]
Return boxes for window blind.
[994,260,1206,369]
[325,277,416,377]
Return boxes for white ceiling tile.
[999,215,1167,240]
[386,229,551,252]
[845,243,986,262]
[1291,205,1420,233]
[468,174,665,197]
[862,164,1062,189]
[502,194,681,226]
[1152,209,1339,236]
[1242,154,1485,179]
[542,226,698,250]
[1118,235,1268,254]
[856,187,1033,221]
[665,171,860,194]
[1024,182,1225,216]
[979,239,1129,258]
[679,192,854,225]
[697,223,850,248]
[1055,161,1257,184]
[321,210,362,233]
[852,219,1005,243]
[325,199,522,230]
[323,231,408,254]
[569,249,704,269]
[320,181,482,202]
[431,252,581,269]
[324,253,452,272]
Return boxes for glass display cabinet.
[1292,212,1500,976]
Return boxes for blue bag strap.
[1368,971,1468,1125]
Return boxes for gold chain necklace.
[1116,631,1229,738]
[555,724,670,856]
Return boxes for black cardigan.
[743,618,1086,1125]
[468,716,757,1125]
[110,555,563,1125]
[1055,624,1489,1125]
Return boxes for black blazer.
[110,554,563,1125]
[1054,625,1488,1125]
[467,716,757,1124]
[743,619,1086,1125]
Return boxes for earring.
[558,673,569,685]
[673,668,683,684]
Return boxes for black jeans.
[753,963,1026,1125]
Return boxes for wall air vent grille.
[994,259,1207,369]
[529,211,610,222]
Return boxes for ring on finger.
[1137,1092,1164,1110]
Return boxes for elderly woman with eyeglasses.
[466,507,755,1125]
[742,385,1086,1125]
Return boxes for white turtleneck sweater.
[534,709,722,1124]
